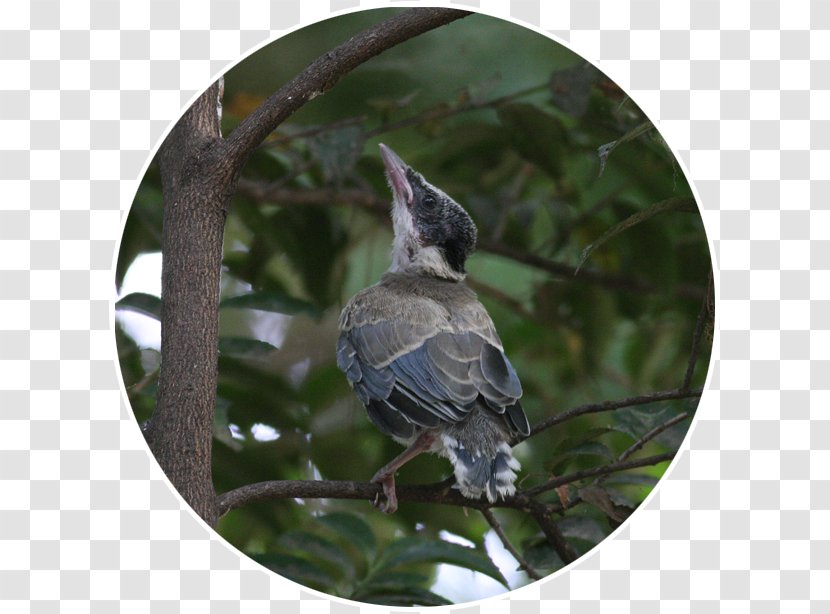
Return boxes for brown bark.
[146,82,231,527]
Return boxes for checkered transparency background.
[0,0,825,611]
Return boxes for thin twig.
[522,452,675,497]
[266,115,368,146]
[363,82,549,138]
[481,509,543,581]
[477,237,706,301]
[529,508,578,565]
[528,387,702,438]
[223,8,471,167]
[682,268,713,390]
[616,412,690,464]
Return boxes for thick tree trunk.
[140,9,471,528]
[146,83,231,527]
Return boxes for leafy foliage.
[115,10,712,605]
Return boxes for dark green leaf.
[218,337,279,359]
[577,197,698,272]
[220,291,321,318]
[557,516,606,545]
[497,103,567,180]
[613,405,681,442]
[360,588,453,607]
[567,442,615,460]
[278,530,355,578]
[521,537,563,571]
[354,571,429,594]
[251,552,335,590]
[116,292,161,321]
[597,120,655,177]
[377,537,507,587]
[318,512,377,558]
[578,485,633,523]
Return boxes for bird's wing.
[338,317,530,439]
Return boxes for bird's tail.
[442,438,521,503]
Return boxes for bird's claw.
[371,474,398,514]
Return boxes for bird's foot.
[371,472,398,514]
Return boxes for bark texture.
[147,83,230,527]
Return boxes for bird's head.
[379,143,477,281]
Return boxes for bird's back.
[338,272,530,502]
[340,272,500,344]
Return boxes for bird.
[336,143,530,514]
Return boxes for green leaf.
[115,292,162,321]
[317,512,377,558]
[578,485,633,524]
[497,102,567,180]
[613,405,681,442]
[377,537,507,587]
[360,588,453,607]
[597,120,655,177]
[567,442,615,460]
[576,197,698,273]
[521,537,563,571]
[355,571,430,594]
[557,516,606,546]
[278,530,355,579]
[251,552,335,590]
[218,337,279,359]
[220,291,321,318]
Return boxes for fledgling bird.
[337,144,530,513]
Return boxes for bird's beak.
[380,143,414,207]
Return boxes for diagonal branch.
[615,412,690,465]
[522,452,675,498]
[223,8,471,169]
[481,509,544,581]
[527,387,702,438]
[529,508,578,565]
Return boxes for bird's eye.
[422,194,437,208]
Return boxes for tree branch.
[522,452,675,498]
[616,412,690,464]
[529,508,578,565]
[223,8,471,169]
[215,385,693,519]
[527,387,702,438]
[482,509,544,580]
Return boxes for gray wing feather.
[338,302,527,435]
[479,343,523,399]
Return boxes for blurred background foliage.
[115,9,712,606]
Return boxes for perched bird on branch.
[337,144,530,513]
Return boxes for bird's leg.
[370,430,438,514]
